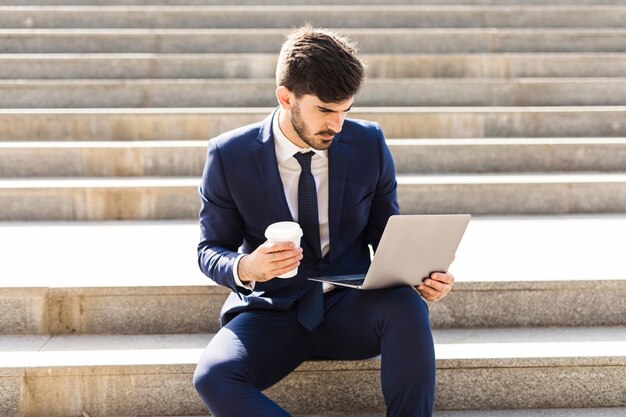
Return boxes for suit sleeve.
[365,124,400,251]
[197,139,252,296]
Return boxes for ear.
[276,86,294,110]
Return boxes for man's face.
[288,94,354,150]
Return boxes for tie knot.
[293,151,314,172]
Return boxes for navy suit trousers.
[193,286,436,417]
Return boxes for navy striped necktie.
[293,152,324,331]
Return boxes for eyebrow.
[317,104,353,113]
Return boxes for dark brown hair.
[276,25,365,103]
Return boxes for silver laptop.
[309,214,471,290]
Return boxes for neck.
[278,109,307,149]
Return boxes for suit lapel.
[253,109,348,261]
[328,135,348,263]
[253,110,293,222]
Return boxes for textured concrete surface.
[2,0,624,414]
[2,107,626,141]
[2,29,626,54]
[0,335,47,417]
[8,0,626,4]
[95,409,626,417]
[0,178,199,220]
[389,138,626,174]
[3,328,624,414]
[3,6,626,29]
[4,279,626,335]
[363,53,626,79]
[0,53,280,80]
[435,410,626,417]
[50,409,626,417]
[1,174,626,220]
[22,334,208,416]
[4,138,626,177]
[47,286,225,334]
[1,216,625,333]
[3,53,626,80]
[398,174,626,215]
[23,370,207,417]
[0,376,21,417]
[431,280,626,328]
[436,366,626,409]
[3,78,626,108]
[0,288,48,334]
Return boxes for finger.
[271,252,303,269]
[431,272,454,284]
[270,248,303,263]
[261,241,296,253]
[271,260,301,277]
[422,278,451,293]
[417,285,439,301]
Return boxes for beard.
[290,101,338,150]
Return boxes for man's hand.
[415,272,454,302]
[238,241,303,284]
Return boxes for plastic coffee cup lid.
[265,221,303,240]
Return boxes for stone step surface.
[3,5,626,29]
[3,28,626,53]
[6,0,626,5]
[1,327,625,416]
[1,215,624,334]
[106,410,626,417]
[4,279,626,335]
[0,1,622,416]
[3,78,626,108]
[1,174,626,220]
[3,107,626,140]
[2,138,626,177]
[432,411,626,417]
[2,53,626,79]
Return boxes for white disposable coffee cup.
[264,221,303,278]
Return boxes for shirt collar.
[272,109,328,164]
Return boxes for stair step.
[2,138,626,177]
[119,410,626,417]
[435,411,626,417]
[2,28,626,53]
[389,138,626,174]
[7,0,626,5]
[3,78,626,108]
[2,327,625,416]
[1,174,626,220]
[2,107,626,141]
[3,53,626,79]
[1,1,623,416]
[3,280,626,335]
[1,216,624,334]
[3,5,626,29]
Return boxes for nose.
[327,112,345,133]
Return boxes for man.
[193,25,454,417]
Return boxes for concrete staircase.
[0,0,625,416]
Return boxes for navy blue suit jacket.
[197,109,400,325]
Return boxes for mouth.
[318,131,337,141]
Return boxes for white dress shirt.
[233,110,330,290]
